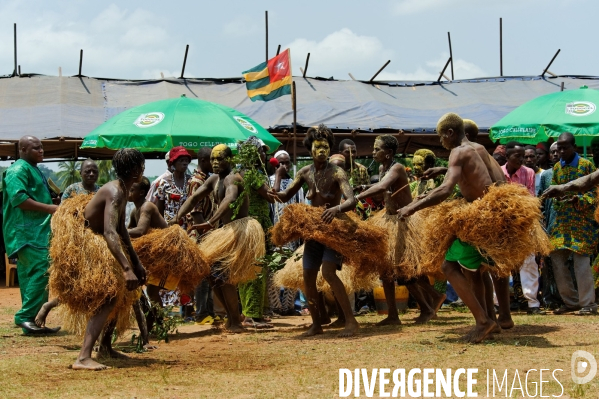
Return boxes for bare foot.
[414,312,435,324]
[376,316,401,326]
[98,347,129,360]
[143,344,158,350]
[327,318,346,328]
[491,322,501,334]
[432,293,447,314]
[497,315,514,329]
[320,314,332,325]
[225,323,245,333]
[242,319,273,329]
[72,357,111,371]
[35,302,53,327]
[337,320,359,338]
[467,321,496,344]
[301,324,323,337]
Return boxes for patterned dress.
[550,155,598,256]
[349,162,370,187]
[155,173,192,229]
[61,182,99,201]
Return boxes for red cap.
[269,157,280,168]
[169,146,192,164]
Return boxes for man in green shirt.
[2,136,60,334]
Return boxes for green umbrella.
[80,95,281,153]
[490,86,599,148]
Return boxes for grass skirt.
[272,245,380,297]
[132,225,209,294]
[402,184,552,277]
[48,194,139,337]
[198,217,265,285]
[270,203,388,273]
[366,211,410,279]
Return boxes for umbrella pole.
[292,81,297,176]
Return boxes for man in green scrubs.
[2,136,60,334]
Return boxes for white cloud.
[284,28,392,79]
[392,0,447,15]
[0,3,184,78]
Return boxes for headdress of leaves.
[229,137,271,219]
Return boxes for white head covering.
[274,150,290,160]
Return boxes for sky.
[1,0,597,174]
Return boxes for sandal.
[242,319,274,329]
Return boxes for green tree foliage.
[96,160,116,185]
[56,161,81,190]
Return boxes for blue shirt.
[559,152,580,168]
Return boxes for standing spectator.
[524,145,545,196]
[146,151,171,203]
[549,132,598,315]
[538,142,562,309]
[501,141,544,315]
[61,159,100,201]
[2,136,60,334]
[338,139,370,188]
[493,145,507,166]
[155,147,192,227]
[536,142,551,171]
[268,150,305,315]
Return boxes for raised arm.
[206,175,241,226]
[128,206,153,238]
[174,174,217,222]
[398,154,462,217]
[356,164,406,201]
[268,168,306,203]
[542,169,599,198]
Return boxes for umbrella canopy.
[80,95,281,153]
[490,86,599,146]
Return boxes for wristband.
[337,205,341,212]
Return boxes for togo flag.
[242,49,292,102]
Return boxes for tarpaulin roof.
[1,74,598,159]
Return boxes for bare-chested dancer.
[269,124,359,337]
[398,113,497,343]
[175,144,247,333]
[72,149,147,370]
[128,177,168,238]
[421,119,514,331]
[356,135,446,325]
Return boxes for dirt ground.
[0,286,598,399]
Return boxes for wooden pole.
[303,53,310,78]
[78,49,83,76]
[180,45,189,79]
[13,23,17,77]
[292,81,297,168]
[276,44,281,56]
[561,82,565,91]
[369,60,391,82]
[499,18,503,76]
[447,32,454,80]
[18,65,21,76]
[265,11,269,63]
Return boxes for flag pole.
[292,80,297,175]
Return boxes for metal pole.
[369,60,391,82]
[292,81,297,168]
[78,49,83,76]
[437,57,452,82]
[542,49,561,77]
[13,23,17,77]
[447,32,454,80]
[276,44,281,56]
[499,18,503,76]
[18,65,21,76]
[265,11,269,63]
[561,82,565,91]
[303,53,310,78]
[180,45,189,79]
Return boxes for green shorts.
[445,239,488,272]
